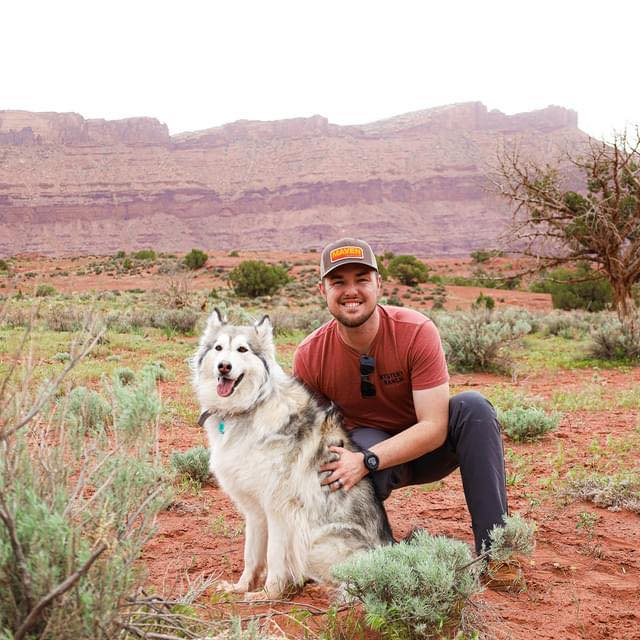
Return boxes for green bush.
[115,250,126,258]
[64,386,112,433]
[1,351,171,638]
[183,248,208,270]
[0,258,9,271]
[387,255,429,286]
[473,292,495,310]
[229,260,289,297]
[132,248,157,261]
[35,283,56,297]
[114,367,135,385]
[112,367,162,435]
[531,263,613,311]
[498,407,560,442]
[333,530,480,639]
[589,313,640,360]
[152,308,199,334]
[171,446,211,485]
[560,470,640,513]
[435,309,531,372]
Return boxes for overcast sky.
[2,0,637,140]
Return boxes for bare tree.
[494,129,640,329]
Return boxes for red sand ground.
[5,254,639,638]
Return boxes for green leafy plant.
[132,248,157,261]
[333,531,481,639]
[183,248,208,270]
[229,260,289,297]
[387,255,430,287]
[171,446,211,486]
[35,284,56,297]
[435,309,531,372]
[498,407,561,442]
[64,386,112,433]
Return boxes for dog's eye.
[237,346,248,353]
[214,345,223,351]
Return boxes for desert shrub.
[115,249,126,258]
[114,366,135,385]
[333,530,481,639]
[1,305,31,328]
[229,260,289,298]
[540,310,593,337]
[589,314,640,360]
[44,305,84,332]
[486,513,537,561]
[141,360,171,382]
[132,248,157,261]
[470,249,492,263]
[434,309,531,372]
[112,367,162,435]
[171,446,211,485]
[473,291,495,310]
[269,306,331,335]
[228,250,240,257]
[498,407,560,442]
[152,308,199,334]
[531,263,613,311]
[64,386,112,432]
[387,254,429,287]
[53,351,71,362]
[487,384,544,411]
[560,470,640,513]
[183,248,208,270]
[0,258,9,271]
[35,283,56,297]
[1,385,170,638]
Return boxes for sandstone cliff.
[0,102,587,256]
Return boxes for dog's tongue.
[217,377,235,397]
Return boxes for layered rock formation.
[0,102,587,256]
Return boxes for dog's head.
[192,308,277,416]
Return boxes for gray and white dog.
[192,309,393,599]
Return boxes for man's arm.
[320,381,450,491]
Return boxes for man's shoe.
[483,559,526,593]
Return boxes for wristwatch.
[362,449,380,473]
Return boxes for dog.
[192,309,393,599]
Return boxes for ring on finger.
[335,478,343,489]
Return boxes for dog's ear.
[206,308,225,330]
[254,315,272,337]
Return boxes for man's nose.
[218,360,232,375]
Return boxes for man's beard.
[331,304,377,328]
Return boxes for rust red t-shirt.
[293,305,449,433]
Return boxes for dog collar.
[197,410,212,427]
[197,410,226,435]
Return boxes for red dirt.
[7,254,639,638]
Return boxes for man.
[293,237,508,558]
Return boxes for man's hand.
[319,446,368,492]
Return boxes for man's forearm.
[369,420,448,470]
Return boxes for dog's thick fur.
[192,309,393,599]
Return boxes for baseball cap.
[320,237,378,279]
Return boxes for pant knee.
[450,391,496,420]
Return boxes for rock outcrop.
[0,102,587,256]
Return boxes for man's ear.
[318,280,326,296]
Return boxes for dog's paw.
[243,589,272,602]
[216,580,249,594]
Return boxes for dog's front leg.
[245,513,301,601]
[219,511,267,594]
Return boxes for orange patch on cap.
[330,246,364,263]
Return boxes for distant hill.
[0,102,589,257]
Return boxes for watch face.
[365,453,379,471]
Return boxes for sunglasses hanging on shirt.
[360,354,376,398]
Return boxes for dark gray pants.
[350,391,508,554]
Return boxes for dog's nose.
[218,360,232,375]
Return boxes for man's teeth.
[343,302,361,307]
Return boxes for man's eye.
[214,345,223,351]
[237,346,248,353]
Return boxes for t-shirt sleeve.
[408,320,449,391]
[293,344,317,392]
